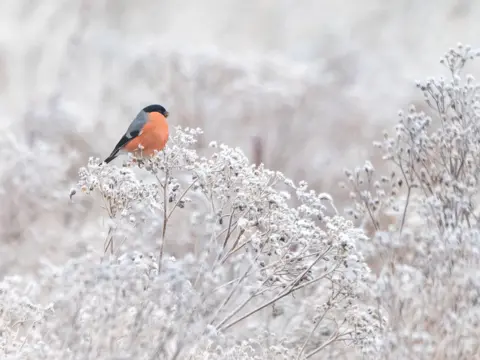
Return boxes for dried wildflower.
[62,124,379,358]
[340,43,480,359]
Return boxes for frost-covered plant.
[341,43,480,359]
[25,125,380,359]
[0,252,307,360]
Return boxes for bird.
[103,104,169,164]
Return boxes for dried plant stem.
[159,167,169,272]
[297,315,322,359]
[209,253,261,326]
[218,251,328,331]
[399,185,412,236]
[222,209,236,249]
[305,330,352,358]
[104,226,114,254]
[166,178,198,221]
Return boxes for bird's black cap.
[143,104,169,117]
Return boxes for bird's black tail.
[103,149,120,164]
[104,135,131,164]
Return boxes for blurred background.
[1,0,479,276]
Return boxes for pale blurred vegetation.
[0,0,479,275]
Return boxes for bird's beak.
[164,111,169,118]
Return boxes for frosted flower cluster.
[0,123,380,358]
[340,43,480,359]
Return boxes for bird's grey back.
[125,110,147,139]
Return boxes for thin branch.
[209,257,263,326]
[158,163,169,272]
[222,209,236,249]
[166,178,198,221]
[305,331,353,358]
[296,315,322,360]
[219,251,329,331]
[280,246,332,296]
[104,225,115,254]
[399,185,412,237]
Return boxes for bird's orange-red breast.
[104,104,169,164]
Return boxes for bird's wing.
[124,109,148,139]
[104,110,147,163]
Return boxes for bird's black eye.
[164,111,169,118]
